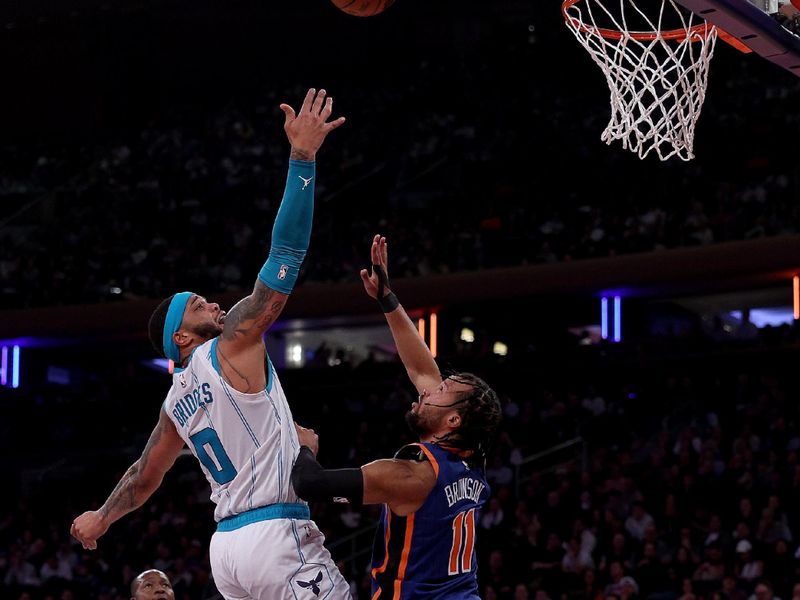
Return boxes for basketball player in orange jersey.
[292,235,502,600]
[71,88,353,600]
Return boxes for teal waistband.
[217,503,310,532]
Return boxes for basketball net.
[563,0,717,161]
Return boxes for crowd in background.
[2,10,800,309]
[3,340,800,600]
[4,2,800,600]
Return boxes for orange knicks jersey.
[370,442,490,600]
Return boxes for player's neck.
[419,429,448,445]
[178,342,202,367]
[420,431,453,448]
[420,434,475,459]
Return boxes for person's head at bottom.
[406,372,502,464]
[131,569,174,600]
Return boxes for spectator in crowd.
[749,581,781,600]
[625,501,656,542]
[736,540,764,584]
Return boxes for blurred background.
[2,0,800,599]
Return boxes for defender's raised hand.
[360,234,390,300]
[280,88,346,161]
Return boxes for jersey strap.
[394,443,440,478]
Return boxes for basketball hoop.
[562,0,718,161]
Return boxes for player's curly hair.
[433,372,502,468]
[147,294,175,358]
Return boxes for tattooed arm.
[213,90,344,380]
[216,89,343,354]
[70,409,184,550]
[213,281,289,392]
[219,281,288,346]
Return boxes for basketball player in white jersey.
[70,88,352,600]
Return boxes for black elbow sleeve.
[291,447,323,499]
[291,446,364,506]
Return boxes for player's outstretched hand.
[279,88,346,161]
[295,422,319,456]
[70,510,109,550]
[359,234,390,300]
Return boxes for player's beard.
[405,410,426,436]
[192,322,223,340]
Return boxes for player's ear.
[446,411,461,430]
[174,329,192,349]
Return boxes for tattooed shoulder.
[222,282,288,340]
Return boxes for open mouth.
[218,312,227,325]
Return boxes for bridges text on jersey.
[172,383,214,427]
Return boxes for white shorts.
[210,518,352,600]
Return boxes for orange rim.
[561,0,713,42]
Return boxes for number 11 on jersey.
[448,508,476,576]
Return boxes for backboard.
[676,0,800,74]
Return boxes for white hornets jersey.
[162,338,303,521]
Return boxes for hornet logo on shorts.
[278,265,289,280]
[296,571,323,596]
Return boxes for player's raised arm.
[70,409,185,550]
[360,234,442,395]
[219,88,345,351]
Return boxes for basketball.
[330,0,396,17]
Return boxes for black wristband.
[372,264,399,313]
[377,292,400,313]
[291,446,364,506]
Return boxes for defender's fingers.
[299,88,316,114]
[311,89,327,114]
[380,239,388,265]
[279,104,296,126]
[360,269,373,287]
[370,235,380,263]
[321,96,333,120]
[325,117,346,131]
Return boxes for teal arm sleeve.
[258,160,316,294]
